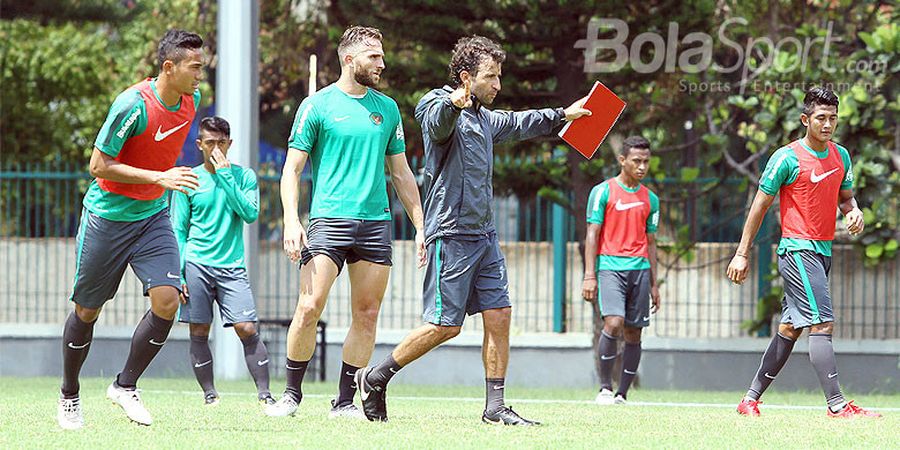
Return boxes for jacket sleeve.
[415,91,462,144]
[487,107,565,144]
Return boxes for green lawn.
[2,377,897,449]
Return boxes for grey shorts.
[597,269,651,328]
[70,208,181,309]
[300,218,392,272]
[177,261,258,326]
[778,250,834,329]
[422,233,512,327]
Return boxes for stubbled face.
[801,104,838,142]
[469,58,502,105]
[166,48,204,95]
[349,40,386,87]
[619,148,651,180]
[196,129,231,163]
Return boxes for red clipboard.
[558,81,626,159]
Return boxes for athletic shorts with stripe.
[178,261,258,326]
[778,250,834,328]
[597,269,651,328]
[70,208,181,309]
[422,233,512,327]
[299,218,392,272]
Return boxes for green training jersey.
[587,179,660,271]
[85,80,201,222]
[287,84,406,220]
[759,141,852,256]
[170,164,259,281]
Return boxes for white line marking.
[141,390,900,412]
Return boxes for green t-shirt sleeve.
[586,182,609,224]
[836,144,853,190]
[287,97,320,153]
[94,89,147,157]
[647,190,660,234]
[215,166,260,224]
[386,103,406,156]
[169,189,191,283]
[759,147,796,196]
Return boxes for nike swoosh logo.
[286,365,303,370]
[149,339,166,346]
[242,310,255,316]
[810,167,839,183]
[334,115,351,122]
[357,371,372,401]
[642,316,651,322]
[764,372,776,380]
[624,370,637,375]
[167,272,180,279]
[194,360,212,368]
[615,199,644,211]
[388,367,399,374]
[67,341,91,350]
[257,359,269,366]
[492,385,505,390]
[828,372,838,379]
[154,121,190,142]
[600,355,617,360]
[346,371,357,377]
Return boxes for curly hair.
[448,35,506,87]
[338,26,383,59]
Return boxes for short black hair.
[802,86,839,116]
[448,35,506,87]
[621,135,650,156]
[157,29,203,69]
[199,116,230,138]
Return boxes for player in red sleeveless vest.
[58,29,205,431]
[582,136,661,405]
[727,87,879,418]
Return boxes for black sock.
[485,378,505,413]
[746,332,795,400]
[367,354,402,389]
[240,333,270,398]
[284,358,309,403]
[809,333,846,410]
[116,310,173,388]
[335,361,361,407]
[190,334,216,396]
[617,341,642,396]
[61,312,95,399]
[598,330,617,391]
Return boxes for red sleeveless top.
[598,179,652,259]
[779,140,844,241]
[98,78,196,200]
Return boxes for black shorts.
[300,218,392,272]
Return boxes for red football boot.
[736,397,761,416]
[827,400,882,418]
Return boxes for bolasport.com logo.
[574,18,887,94]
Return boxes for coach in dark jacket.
[355,35,590,425]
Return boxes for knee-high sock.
[241,333,270,398]
[598,330,618,391]
[746,333,796,400]
[335,361,361,407]
[617,341,642,396]
[190,334,215,395]
[117,310,173,388]
[809,333,846,410]
[61,312,96,398]
[284,358,309,403]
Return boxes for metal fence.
[1,161,898,340]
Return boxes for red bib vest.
[98,79,196,200]
[779,140,844,241]
[598,179,651,259]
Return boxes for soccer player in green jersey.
[582,136,661,405]
[727,86,880,418]
[57,29,204,430]
[266,26,425,418]
[170,116,273,407]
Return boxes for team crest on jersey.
[369,112,383,126]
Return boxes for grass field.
[2,377,897,449]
